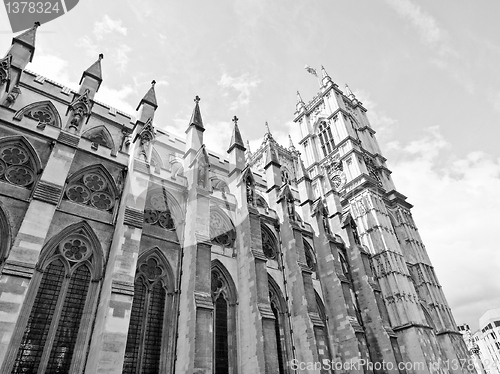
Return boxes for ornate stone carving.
[323,153,346,191]
[67,89,91,133]
[0,55,11,85]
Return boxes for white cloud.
[356,89,398,141]
[218,73,261,110]
[93,15,127,40]
[94,85,136,115]
[76,36,99,59]
[387,126,500,329]
[27,50,76,90]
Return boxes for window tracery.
[261,224,278,260]
[10,222,102,374]
[124,251,173,374]
[143,190,176,230]
[303,240,317,272]
[268,277,289,374]
[318,121,335,157]
[13,101,61,129]
[82,125,115,150]
[64,167,117,212]
[0,139,40,189]
[210,209,236,248]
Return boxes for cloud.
[384,0,452,56]
[94,85,136,115]
[386,126,500,330]
[356,89,398,141]
[218,73,261,110]
[93,15,127,40]
[27,50,76,90]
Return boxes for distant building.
[467,309,500,374]
[0,23,474,373]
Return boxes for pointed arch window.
[144,189,176,230]
[13,100,62,129]
[210,208,236,249]
[261,224,279,260]
[338,250,363,324]
[0,136,41,189]
[64,165,118,212]
[82,125,115,150]
[268,277,291,374]
[318,121,335,157]
[123,250,174,374]
[8,223,102,374]
[314,292,333,367]
[303,239,317,273]
[211,261,237,374]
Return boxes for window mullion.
[36,272,71,374]
[137,282,152,374]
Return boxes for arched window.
[0,205,11,267]
[0,136,42,189]
[13,100,62,129]
[318,121,335,157]
[338,250,363,324]
[303,239,317,274]
[268,276,291,374]
[261,224,278,260]
[211,261,237,374]
[281,167,290,185]
[144,188,176,230]
[210,207,236,249]
[315,291,333,367]
[82,125,115,150]
[64,164,118,212]
[123,249,175,374]
[7,221,103,374]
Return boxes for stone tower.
[0,27,473,374]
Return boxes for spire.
[80,53,103,91]
[345,84,356,100]
[321,65,334,87]
[228,116,246,153]
[245,140,252,160]
[288,135,296,151]
[12,22,40,62]
[187,95,204,132]
[136,80,158,111]
[264,142,281,168]
[262,121,275,144]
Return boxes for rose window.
[91,192,113,210]
[64,169,116,211]
[31,110,53,126]
[83,173,107,192]
[0,145,36,188]
[144,209,160,224]
[60,237,90,262]
[158,211,175,229]
[1,146,28,165]
[5,166,35,186]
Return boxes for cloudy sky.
[1,0,499,330]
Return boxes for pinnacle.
[228,115,246,153]
[80,54,104,87]
[188,95,204,131]
[12,22,40,61]
[136,80,158,111]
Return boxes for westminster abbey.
[0,23,473,374]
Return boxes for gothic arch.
[255,192,268,209]
[211,260,238,374]
[268,274,291,374]
[4,221,104,374]
[303,239,317,272]
[151,147,163,174]
[0,204,12,265]
[0,135,42,172]
[82,125,115,150]
[143,186,184,236]
[210,176,229,193]
[315,291,327,322]
[210,205,236,249]
[421,303,437,330]
[13,100,62,129]
[64,164,119,212]
[170,158,184,178]
[124,246,176,373]
[261,223,279,260]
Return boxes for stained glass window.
[12,229,96,374]
[124,255,169,374]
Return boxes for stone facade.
[0,25,472,373]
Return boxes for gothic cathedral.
[0,24,472,374]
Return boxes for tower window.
[318,122,335,157]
